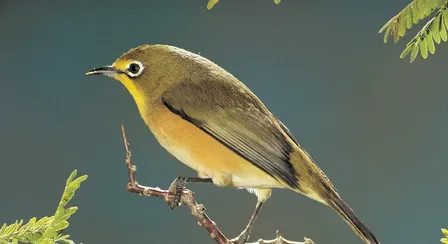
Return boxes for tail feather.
[328,195,379,244]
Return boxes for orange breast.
[142,101,282,189]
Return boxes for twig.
[121,124,314,244]
[246,230,314,244]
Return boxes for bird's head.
[86,44,213,105]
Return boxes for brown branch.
[121,124,314,244]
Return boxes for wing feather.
[162,80,299,188]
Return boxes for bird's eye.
[129,63,140,74]
[126,61,144,77]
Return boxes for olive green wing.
[161,80,299,189]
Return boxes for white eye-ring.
[126,61,144,77]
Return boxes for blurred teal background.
[1,0,447,243]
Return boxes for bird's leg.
[166,176,213,209]
[231,201,264,244]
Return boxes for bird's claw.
[166,176,187,209]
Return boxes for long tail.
[284,136,379,243]
[327,193,380,244]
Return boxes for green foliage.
[207,0,281,10]
[207,0,219,10]
[379,0,448,62]
[0,170,87,244]
[442,229,448,243]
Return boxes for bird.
[86,44,379,244]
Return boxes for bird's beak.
[85,65,121,76]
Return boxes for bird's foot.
[230,229,251,244]
[166,176,187,209]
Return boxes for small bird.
[86,44,379,244]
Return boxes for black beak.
[85,66,121,76]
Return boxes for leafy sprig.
[380,0,448,62]
[0,170,87,244]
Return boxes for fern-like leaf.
[379,0,446,43]
[39,170,87,243]
[0,170,87,244]
[400,2,448,62]
[0,217,53,243]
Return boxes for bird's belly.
[147,105,282,189]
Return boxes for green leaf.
[62,207,78,219]
[383,24,393,43]
[410,43,420,62]
[393,24,400,42]
[442,228,448,237]
[425,0,434,15]
[58,235,70,240]
[53,221,69,232]
[440,20,448,41]
[77,175,88,183]
[431,15,442,43]
[412,3,420,24]
[430,0,437,9]
[27,217,36,226]
[66,170,77,185]
[418,0,426,19]
[67,181,81,193]
[427,32,436,53]
[419,36,429,58]
[3,223,16,235]
[406,8,413,28]
[444,8,448,27]
[399,16,406,36]
[35,217,51,228]
[400,43,416,58]
[207,0,219,10]
[0,224,6,233]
